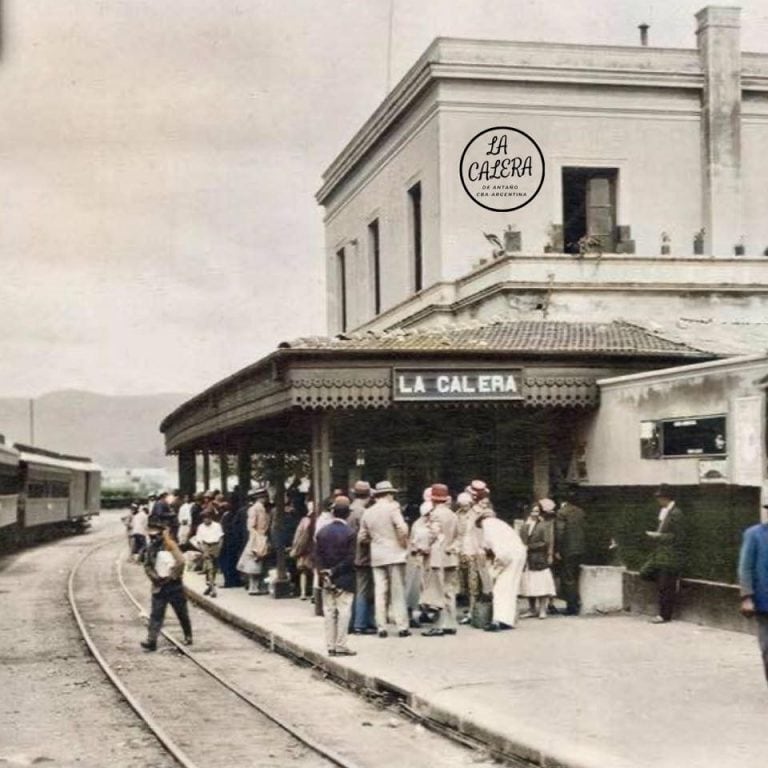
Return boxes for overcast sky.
[2,0,768,398]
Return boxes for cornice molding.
[391,280,768,332]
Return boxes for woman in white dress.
[519,500,557,619]
[237,494,272,595]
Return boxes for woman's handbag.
[251,531,271,560]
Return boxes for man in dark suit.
[316,496,357,657]
[555,492,586,616]
[152,490,179,541]
[642,484,686,623]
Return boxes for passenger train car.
[0,436,101,550]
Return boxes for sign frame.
[658,413,727,459]
[392,366,525,403]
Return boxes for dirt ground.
[1,513,500,768]
[0,519,177,768]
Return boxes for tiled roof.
[279,321,713,358]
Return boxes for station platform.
[183,571,765,768]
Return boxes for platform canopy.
[160,320,715,456]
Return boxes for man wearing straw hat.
[421,483,460,637]
[358,480,411,638]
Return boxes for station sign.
[392,368,524,402]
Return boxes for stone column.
[696,6,742,256]
[177,449,196,497]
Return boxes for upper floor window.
[336,247,347,332]
[368,218,381,315]
[562,168,618,254]
[408,182,422,292]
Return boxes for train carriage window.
[50,481,70,498]
[0,467,20,495]
[28,481,47,498]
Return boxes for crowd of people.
[117,479,768,688]
[122,479,587,656]
[119,480,768,686]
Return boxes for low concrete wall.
[580,565,626,614]
[623,571,757,635]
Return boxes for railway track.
[67,534,505,768]
[67,538,360,768]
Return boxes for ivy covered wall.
[571,484,760,584]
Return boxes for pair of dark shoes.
[422,627,458,637]
[204,585,217,597]
[141,634,192,651]
[483,622,513,632]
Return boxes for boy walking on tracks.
[141,517,193,650]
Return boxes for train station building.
[160,320,713,507]
[161,5,768,581]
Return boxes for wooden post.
[311,411,332,505]
[310,412,332,615]
[218,451,229,494]
[237,443,252,495]
[532,441,550,501]
[202,450,211,490]
[272,451,292,598]
[177,449,196,497]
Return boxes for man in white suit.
[476,511,527,631]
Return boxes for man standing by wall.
[358,481,410,638]
[641,484,686,624]
[555,491,586,616]
[316,496,357,657]
[738,505,768,686]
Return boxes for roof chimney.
[638,23,649,46]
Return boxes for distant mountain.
[0,390,191,468]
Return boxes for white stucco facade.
[586,355,768,494]
[317,6,768,353]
